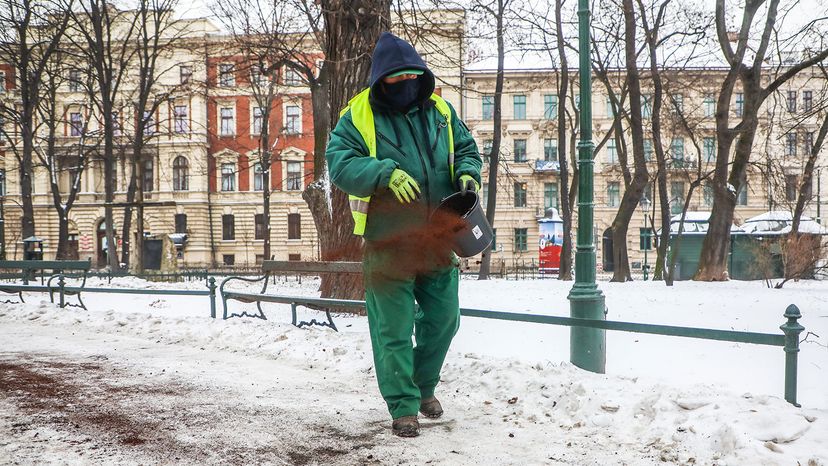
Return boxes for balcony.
[533,159,560,173]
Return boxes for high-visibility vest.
[340,88,455,236]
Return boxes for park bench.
[0,259,92,309]
[219,260,363,331]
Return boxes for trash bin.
[22,236,44,261]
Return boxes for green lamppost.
[568,0,606,373]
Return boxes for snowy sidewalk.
[1,292,826,465]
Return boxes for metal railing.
[228,292,806,407]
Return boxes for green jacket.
[326,99,482,242]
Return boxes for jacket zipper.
[432,120,446,152]
[404,114,431,213]
[377,131,408,158]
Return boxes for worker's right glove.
[457,174,480,195]
[388,168,421,203]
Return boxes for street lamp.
[639,195,651,280]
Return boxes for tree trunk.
[121,156,138,268]
[478,0,506,280]
[301,0,391,300]
[555,0,572,281]
[610,0,649,282]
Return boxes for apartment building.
[461,67,827,272]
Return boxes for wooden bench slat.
[0,260,92,270]
[261,261,362,274]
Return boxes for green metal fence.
[231,292,806,407]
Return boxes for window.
[223,254,235,266]
[180,65,192,84]
[785,175,799,202]
[643,139,653,161]
[481,183,488,206]
[787,90,797,113]
[574,94,580,110]
[670,181,685,214]
[112,111,121,136]
[640,228,653,250]
[481,139,493,162]
[0,114,4,142]
[253,162,264,191]
[514,228,528,252]
[286,161,302,190]
[252,107,264,135]
[221,163,235,191]
[737,183,748,206]
[174,105,188,133]
[143,159,154,192]
[219,64,234,87]
[543,94,557,119]
[803,91,813,112]
[513,182,527,207]
[250,65,267,86]
[0,71,5,93]
[143,111,155,136]
[0,169,5,195]
[491,228,497,251]
[703,94,715,117]
[482,95,494,119]
[606,97,615,117]
[607,138,617,164]
[671,138,685,163]
[222,214,235,240]
[607,182,620,207]
[285,105,301,134]
[786,132,797,156]
[69,69,82,92]
[703,182,714,206]
[220,107,234,135]
[513,139,527,162]
[671,93,683,114]
[174,214,187,234]
[703,137,716,162]
[543,138,557,161]
[642,94,652,119]
[513,95,526,119]
[544,182,558,210]
[288,253,301,261]
[69,112,83,136]
[255,213,265,240]
[804,131,814,155]
[173,156,189,191]
[288,213,301,239]
[284,68,302,86]
[735,93,744,117]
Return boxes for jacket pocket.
[377,131,408,159]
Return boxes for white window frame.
[285,104,301,134]
[219,64,235,87]
[286,161,303,191]
[220,106,235,136]
[174,105,189,134]
[252,106,264,135]
[221,162,236,191]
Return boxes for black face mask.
[383,79,421,110]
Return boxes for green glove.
[458,174,480,195]
[388,168,421,203]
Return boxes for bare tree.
[68,0,141,269]
[34,47,93,259]
[696,0,828,280]
[0,0,73,242]
[119,0,187,271]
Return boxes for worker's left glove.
[457,174,480,195]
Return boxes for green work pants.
[363,244,460,419]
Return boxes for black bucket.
[430,191,494,258]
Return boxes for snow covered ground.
[0,276,826,465]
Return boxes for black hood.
[369,32,435,110]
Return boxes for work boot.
[391,415,419,437]
[419,396,443,419]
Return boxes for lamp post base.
[568,283,606,373]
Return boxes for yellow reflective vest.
[339,88,455,236]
